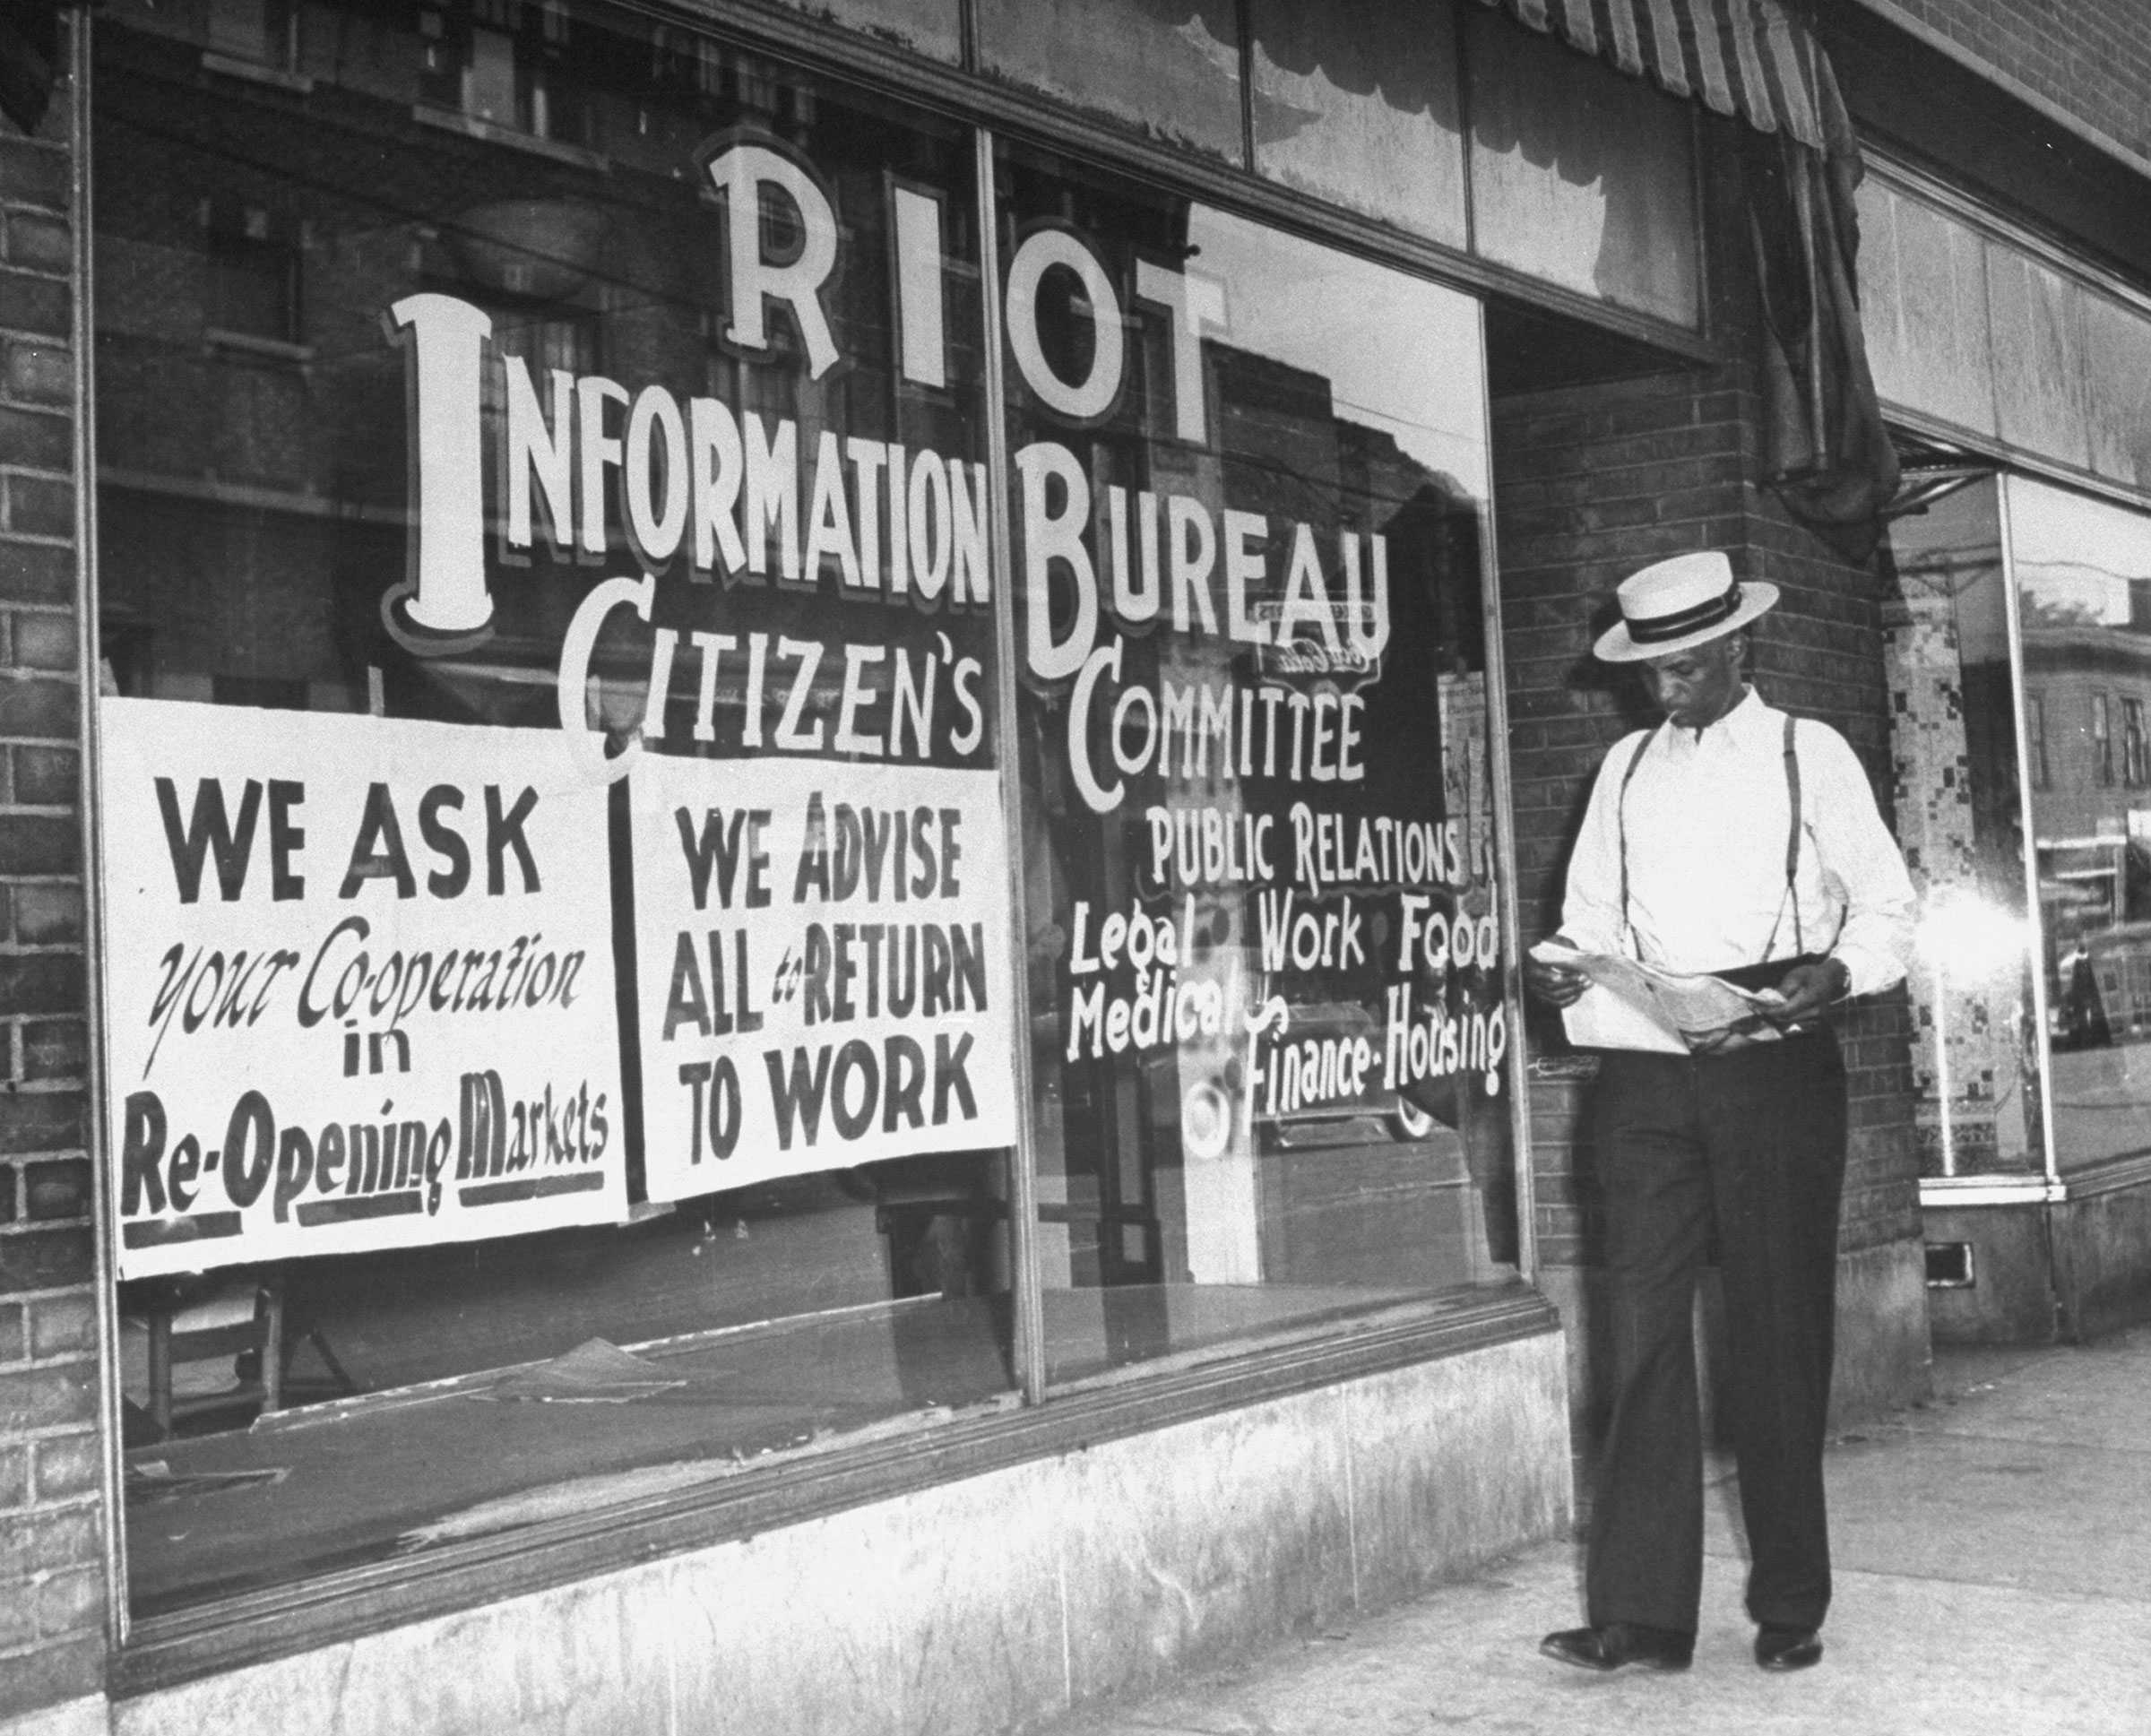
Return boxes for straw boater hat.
[1593,551,1779,663]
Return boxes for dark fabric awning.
[1473,0,1827,151]
[1481,0,1899,559]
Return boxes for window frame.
[202,201,302,349]
[81,0,1579,1680]
[203,0,301,78]
[2122,696,2148,787]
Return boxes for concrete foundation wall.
[1927,1179,2151,1347]
[1923,1202,2058,1346]
[2056,1181,2151,1342]
[1827,1238,1934,1424]
[5,1330,1568,1736]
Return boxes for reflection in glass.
[760,0,961,65]
[1248,0,1468,246]
[998,144,1516,1386]
[1880,478,2041,1176]
[1859,171,2151,497]
[2080,286,2151,495]
[1464,9,1699,328]
[1986,251,2092,474]
[975,0,1245,160]
[1855,177,1998,441]
[2011,477,2151,1174]
[97,0,1012,1614]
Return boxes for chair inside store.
[860,1153,1008,1300]
[121,1271,357,1441]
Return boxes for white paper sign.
[629,754,1017,1198]
[100,699,626,1278]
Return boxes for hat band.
[1626,580,1742,645]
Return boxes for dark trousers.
[1585,1033,1847,1637]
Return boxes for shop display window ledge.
[112,1284,1556,1697]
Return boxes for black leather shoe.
[1755,1627,1823,1671]
[1540,1622,1694,1672]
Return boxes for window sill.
[410,106,610,174]
[200,53,315,95]
[2057,1148,2151,1201]
[113,1281,1556,1697]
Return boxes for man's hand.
[1760,957,1851,1026]
[1689,1014,1773,1053]
[1525,937,1591,1008]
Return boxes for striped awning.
[1473,0,1827,151]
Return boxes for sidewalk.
[1049,1325,2151,1735]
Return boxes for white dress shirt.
[1560,687,1915,998]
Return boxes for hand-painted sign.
[629,754,1016,1198]
[101,700,626,1278]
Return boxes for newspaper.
[1530,940,1785,1055]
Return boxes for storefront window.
[96,0,1014,1614]
[2010,477,2151,1171]
[1884,471,2151,1181]
[91,0,1533,1631]
[1464,8,1699,330]
[995,143,1516,1385]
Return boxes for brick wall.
[1853,0,2151,170]
[1490,147,1922,1395]
[0,31,108,1723]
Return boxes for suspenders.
[1777,715,1804,957]
[1616,713,1804,962]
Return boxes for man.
[1524,551,1914,1676]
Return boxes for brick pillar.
[0,22,109,1723]
[1493,141,1929,1436]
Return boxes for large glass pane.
[2011,477,2151,1174]
[1987,251,2091,472]
[1861,170,2151,493]
[1248,0,1468,246]
[1879,479,2043,1176]
[1464,9,1699,328]
[995,142,1516,1386]
[975,0,1244,161]
[1856,177,1998,439]
[2080,287,2151,495]
[96,0,1015,1613]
